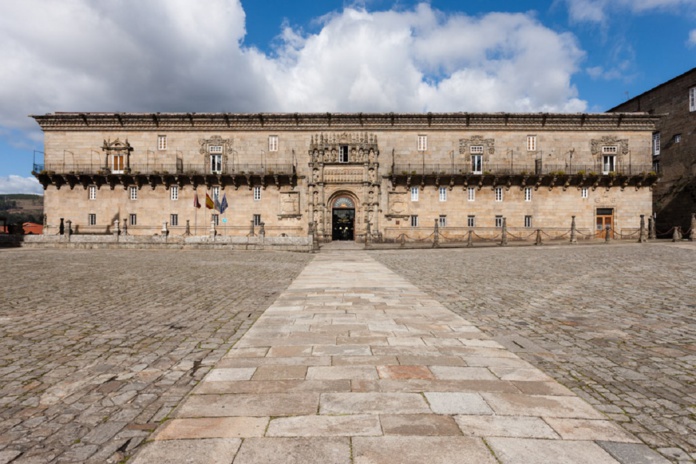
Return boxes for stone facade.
[609,67,696,234]
[32,112,658,242]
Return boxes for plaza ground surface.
[0,242,694,463]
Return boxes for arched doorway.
[331,196,355,241]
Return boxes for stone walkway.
[132,248,668,463]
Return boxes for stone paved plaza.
[0,242,694,463]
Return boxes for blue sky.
[1,0,695,194]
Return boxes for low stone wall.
[2,234,313,252]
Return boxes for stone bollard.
[500,218,508,246]
[259,222,265,238]
[210,220,217,238]
[467,230,474,248]
[535,229,543,246]
[433,219,439,248]
[690,213,696,241]
[648,217,656,240]
[570,216,577,244]
[66,220,72,240]
[249,220,255,237]
[59,217,65,235]
[184,220,191,236]
[365,222,371,249]
[400,234,405,248]
[672,226,681,242]
[122,218,128,236]
[113,219,120,237]
[605,225,611,243]
[161,221,169,237]
[638,215,647,243]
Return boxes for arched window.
[333,197,354,209]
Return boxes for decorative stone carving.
[387,191,407,215]
[309,132,379,166]
[459,136,495,155]
[591,136,629,156]
[199,135,233,172]
[279,192,301,217]
[324,167,364,183]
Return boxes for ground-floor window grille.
[170,214,178,226]
[438,215,446,227]
[88,213,96,226]
[495,215,503,228]
[467,215,475,227]
[410,215,418,227]
[253,214,262,226]
[130,214,137,226]
[524,215,532,228]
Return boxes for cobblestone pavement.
[0,249,313,463]
[372,242,696,463]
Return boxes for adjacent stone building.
[32,112,658,243]
[609,67,696,234]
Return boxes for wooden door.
[596,208,614,238]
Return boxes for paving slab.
[128,249,663,463]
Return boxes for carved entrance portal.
[332,197,355,241]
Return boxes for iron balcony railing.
[33,163,295,176]
[391,163,658,176]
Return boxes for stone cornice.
[31,112,661,132]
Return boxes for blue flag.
[219,193,228,214]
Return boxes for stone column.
[66,220,72,241]
[433,219,439,248]
[500,218,508,246]
[690,213,696,241]
[249,220,255,237]
[535,229,542,246]
[113,219,120,237]
[605,225,611,243]
[467,229,473,248]
[59,218,65,235]
[210,220,216,238]
[184,220,191,236]
[161,221,169,237]
[259,222,265,237]
[570,216,577,244]
[638,215,647,243]
[648,217,656,240]
[122,218,128,236]
[672,226,681,242]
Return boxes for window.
[112,154,125,174]
[88,185,96,200]
[439,187,447,202]
[410,215,419,227]
[690,87,696,112]
[129,186,138,200]
[527,135,537,151]
[210,154,222,174]
[268,135,278,152]
[471,155,482,174]
[170,186,178,201]
[170,214,178,227]
[438,215,447,228]
[253,186,261,201]
[253,214,262,226]
[212,214,219,226]
[467,215,475,227]
[653,132,661,156]
[602,155,616,174]
[674,134,681,144]
[467,187,475,201]
[602,146,618,155]
[470,145,483,154]
[524,215,533,228]
[524,187,532,202]
[411,186,419,202]
[129,214,137,226]
[417,135,427,151]
[339,145,349,163]
[158,135,167,151]
[88,213,96,226]
[581,187,589,198]
[495,215,504,228]
[209,145,223,154]
[495,187,503,202]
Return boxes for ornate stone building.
[32,112,659,242]
[609,67,696,233]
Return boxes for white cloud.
[0,176,43,195]
[0,0,588,140]
[689,29,696,46]
[564,0,695,23]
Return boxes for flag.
[193,192,201,209]
[205,193,214,209]
[220,193,228,214]
[214,193,221,212]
